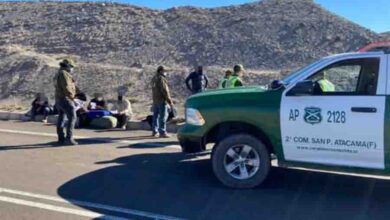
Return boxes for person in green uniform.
[228,64,244,88]
[218,69,233,89]
[316,71,335,92]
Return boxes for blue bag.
[86,110,111,120]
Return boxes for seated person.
[112,94,133,130]
[30,93,53,123]
[313,71,335,94]
[361,72,378,95]
[88,93,106,110]
[74,89,89,128]
[79,91,111,128]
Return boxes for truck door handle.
[351,107,377,113]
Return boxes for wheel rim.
[223,144,260,180]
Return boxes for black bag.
[75,92,87,101]
[75,87,87,101]
[169,107,177,119]
[144,107,177,129]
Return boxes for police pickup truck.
[178,44,390,188]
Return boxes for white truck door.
[280,55,387,169]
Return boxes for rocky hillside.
[0,45,278,114]
[381,32,390,39]
[0,0,381,110]
[0,0,378,69]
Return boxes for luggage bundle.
[90,116,117,129]
[87,110,116,129]
[86,110,111,120]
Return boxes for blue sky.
[113,0,389,33]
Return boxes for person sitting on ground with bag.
[112,93,133,130]
[74,88,89,128]
[82,92,111,128]
[78,92,111,129]
[88,93,107,110]
[29,93,53,123]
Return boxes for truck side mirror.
[287,80,315,96]
[270,80,286,90]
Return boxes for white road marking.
[0,187,184,220]
[0,128,181,149]
[0,196,127,220]
[0,128,84,138]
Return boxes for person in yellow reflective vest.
[315,71,335,93]
[227,64,244,88]
[218,69,233,89]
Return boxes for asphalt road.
[1,120,390,220]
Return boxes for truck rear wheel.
[212,134,271,189]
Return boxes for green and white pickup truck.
[178,48,390,188]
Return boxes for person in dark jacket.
[88,93,106,110]
[185,66,209,94]
[30,93,52,123]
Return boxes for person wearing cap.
[54,58,78,146]
[218,69,233,89]
[227,64,244,88]
[185,65,209,94]
[151,66,174,138]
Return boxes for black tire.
[212,134,271,189]
[179,139,205,153]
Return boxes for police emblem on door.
[304,107,322,125]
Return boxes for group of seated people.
[28,92,133,130]
[77,92,133,130]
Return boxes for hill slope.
[381,32,390,39]
[0,0,380,107]
[0,0,378,69]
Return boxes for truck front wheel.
[212,134,271,189]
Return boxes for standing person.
[151,66,174,138]
[112,94,133,130]
[218,69,233,89]
[185,66,209,94]
[54,58,78,145]
[227,64,245,88]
